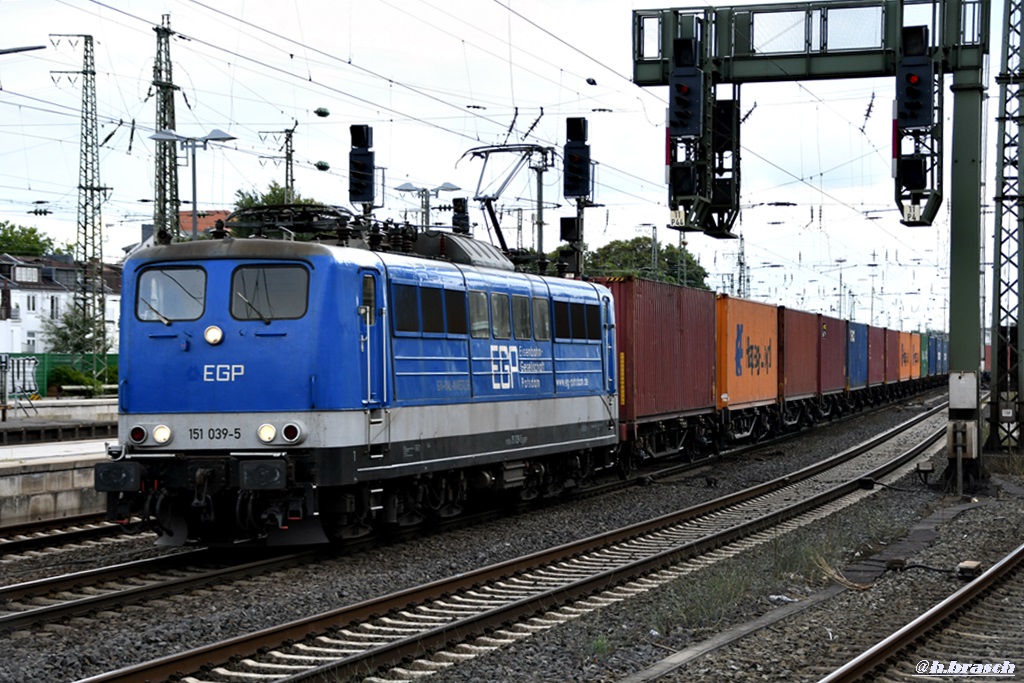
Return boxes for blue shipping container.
[928,336,938,378]
[847,321,868,390]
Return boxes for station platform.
[0,398,117,444]
[0,398,117,530]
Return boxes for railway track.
[0,401,938,638]
[0,513,131,556]
[820,540,1024,682]
[76,403,947,683]
[0,548,324,633]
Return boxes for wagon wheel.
[617,444,640,480]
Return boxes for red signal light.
[906,73,920,85]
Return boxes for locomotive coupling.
[95,461,143,492]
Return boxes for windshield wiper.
[236,291,271,325]
[140,298,171,326]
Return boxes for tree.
[234,180,319,210]
[0,220,57,256]
[40,304,111,356]
[585,237,709,289]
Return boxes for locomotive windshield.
[136,267,205,322]
[231,265,309,321]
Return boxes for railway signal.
[668,67,703,138]
[895,57,934,130]
[349,124,375,206]
[563,117,591,198]
[452,197,470,234]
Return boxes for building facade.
[0,254,121,355]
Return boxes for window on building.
[25,295,36,313]
[50,296,59,320]
[14,267,39,283]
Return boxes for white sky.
[0,0,999,333]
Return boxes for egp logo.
[490,345,519,389]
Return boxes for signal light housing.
[349,149,375,205]
[349,124,375,205]
[668,67,703,138]
[895,56,934,130]
[563,140,591,198]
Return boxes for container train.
[95,209,946,546]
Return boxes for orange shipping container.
[898,331,912,381]
[716,294,778,410]
[910,333,922,380]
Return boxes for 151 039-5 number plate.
[189,427,242,440]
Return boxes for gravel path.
[0,394,984,683]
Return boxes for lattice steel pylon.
[258,121,297,203]
[52,34,108,379]
[151,14,179,242]
[988,0,1023,453]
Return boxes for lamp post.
[150,128,235,239]
[395,182,460,227]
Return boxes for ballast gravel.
[3,393,1014,683]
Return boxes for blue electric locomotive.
[96,214,618,545]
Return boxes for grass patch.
[650,506,916,637]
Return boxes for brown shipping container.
[819,314,847,395]
[898,331,912,381]
[600,278,716,429]
[885,329,900,383]
[867,325,885,386]
[910,333,922,379]
[778,307,819,401]
[716,294,778,410]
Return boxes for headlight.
[152,424,172,444]
[257,423,277,444]
[204,325,224,345]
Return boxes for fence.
[1,353,118,399]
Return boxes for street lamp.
[150,128,236,240]
[395,182,460,227]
